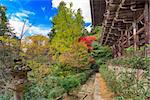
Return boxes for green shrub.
[60,75,80,95]
[48,87,64,99]
[111,56,150,70]
[100,64,149,99]
[76,73,87,84]
[91,41,112,65]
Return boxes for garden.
[0,1,150,100]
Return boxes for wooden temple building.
[90,0,150,57]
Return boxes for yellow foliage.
[22,35,50,59]
[59,42,90,68]
[28,61,51,83]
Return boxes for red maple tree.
[79,36,97,51]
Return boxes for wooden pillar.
[144,1,149,44]
[148,0,150,44]
[133,22,137,51]
[118,39,122,57]
[112,45,115,58]
[127,31,131,47]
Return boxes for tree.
[59,42,90,69]
[0,6,8,36]
[79,36,97,51]
[50,1,84,60]
[22,35,50,63]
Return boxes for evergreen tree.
[0,6,8,36]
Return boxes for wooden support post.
[144,1,149,44]
[133,21,137,51]
[148,0,150,44]
[127,31,130,47]
[112,45,115,58]
[120,31,124,55]
[125,30,129,47]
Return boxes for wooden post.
[144,1,149,44]
[144,0,150,56]
[133,22,137,51]
[127,31,130,47]
[148,0,150,44]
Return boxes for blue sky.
[0,0,91,37]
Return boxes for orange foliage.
[79,36,97,50]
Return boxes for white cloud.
[11,9,35,20]
[52,0,91,23]
[29,25,50,36]
[9,15,50,37]
[8,9,49,37]
[16,12,28,18]
[22,10,35,15]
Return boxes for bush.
[91,41,112,65]
[100,64,149,99]
[111,56,150,70]
[48,87,64,99]
[60,75,80,95]
[129,56,150,70]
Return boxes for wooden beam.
[137,26,145,35]
[104,0,126,44]
[137,13,144,22]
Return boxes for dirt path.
[95,73,114,100]
[63,73,114,100]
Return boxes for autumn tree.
[59,42,90,69]
[50,1,84,60]
[22,35,50,63]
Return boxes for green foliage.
[60,75,80,94]
[125,46,134,54]
[129,56,150,69]
[24,75,64,100]
[50,1,84,59]
[100,65,120,94]
[111,56,150,70]
[60,69,93,94]
[59,42,90,69]
[100,64,150,99]
[0,6,8,36]
[22,35,50,63]
[91,41,112,65]
[91,26,102,34]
